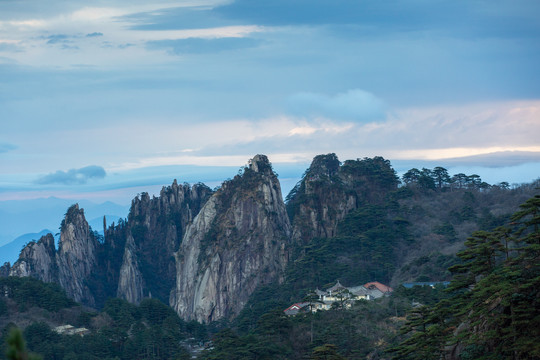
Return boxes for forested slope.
[391,194,540,359]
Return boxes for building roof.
[364,281,393,293]
[284,302,310,315]
[348,286,369,296]
[54,324,90,336]
[365,287,384,299]
[326,280,346,293]
[54,325,74,332]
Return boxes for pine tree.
[310,344,346,360]
[5,328,42,360]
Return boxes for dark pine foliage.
[389,193,540,360]
[0,298,206,360]
[0,277,76,313]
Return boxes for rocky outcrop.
[8,181,213,309]
[286,154,399,243]
[9,205,99,306]
[8,233,56,282]
[56,204,99,306]
[122,181,213,303]
[170,155,292,322]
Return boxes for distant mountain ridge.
[0,229,52,266]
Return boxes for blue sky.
[1,0,539,205]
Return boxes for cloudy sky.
[1,0,539,204]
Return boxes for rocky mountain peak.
[9,233,57,282]
[58,204,94,254]
[118,180,213,304]
[56,203,98,306]
[287,155,398,243]
[62,203,83,224]
[8,203,99,306]
[306,153,341,179]
[171,154,292,323]
[37,233,56,255]
[249,154,273,174]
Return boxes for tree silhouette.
[5,328,42,360]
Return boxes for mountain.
[3,153,538,329]
[2,155,296,321]
[3,155,296,321]
[2,153,540,359]
[8,206,99,306]
[5,182,213,309]
[170,154,292,322]
[286,154,399,243]
[114,179,213,304]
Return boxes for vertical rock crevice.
[122,181,213,303]
[117,234,144,304]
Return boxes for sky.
[1,0,540,206]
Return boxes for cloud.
[0,42,22,52]
[123,5,231,31]
[147,36,261,54]
[86,32,103,37]
[35,165,106,185]
[288,89,386,122]
[439,151,540,168]
[215,0,540,39]
[45,34,70,44]
[0,143,17,153]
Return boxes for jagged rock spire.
[171,154,292,323]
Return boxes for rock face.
[10,205,99,306]
[170,155,292,322]
[116,234,144,303]
[8,233,56,282]
[286,154,399,243]
[8,182,213,309]
[120,181,213,303]
[56,204,99,306]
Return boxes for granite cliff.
[9,204,99,306]
[5,182,213,308]
[170,155,292,322]
[7,233,56,283]
[116,181,212,304]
